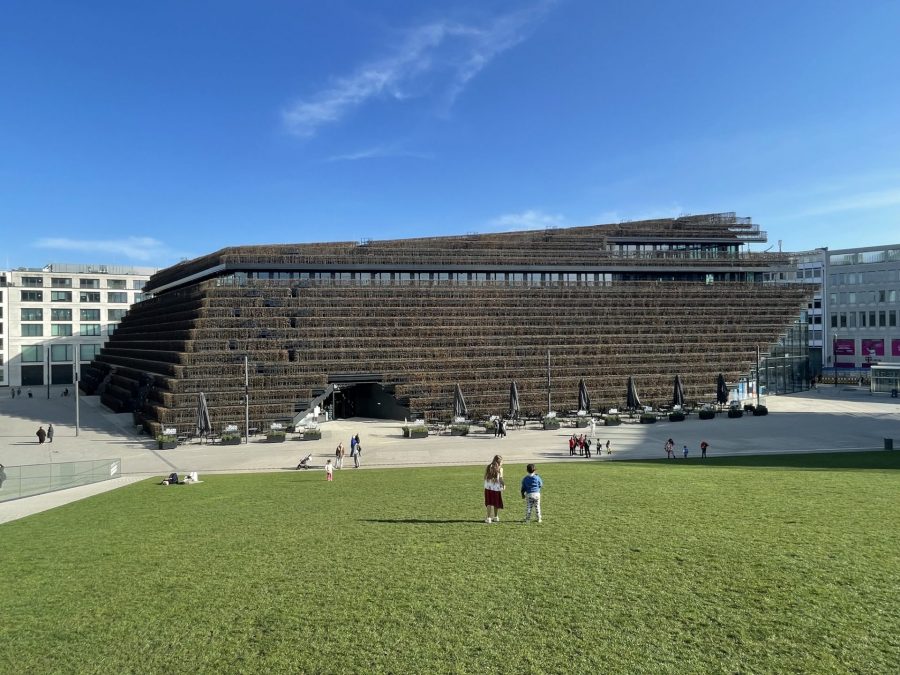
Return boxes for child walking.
[521,464,543,523]
[483,455,505,523]
[325,459,334,481]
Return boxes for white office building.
[824,244,900,371]
[0,263,156,389]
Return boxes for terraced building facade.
[81,213,813,435]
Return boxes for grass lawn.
[1,452,898,673]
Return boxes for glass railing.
[0,459,121,503]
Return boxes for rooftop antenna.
[778,240,782,253]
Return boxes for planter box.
[408,431,428,439]
[668,412,686,422]
[727,409,744,419]
[542,421,561,430]
[752,405,769,416]
[575,418,589,428]
[450,427,469,436]
[157,441,177,450]
[639,415,657,424]
[604,416,621,426]
[265,435,286,443]
[220,437,242,445]
[302,431,322,441]
[698,410,716,420]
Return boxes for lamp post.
[756,344,761,407]
[46,348,51,399]
[74,362,80,437]
[244,355,250,445]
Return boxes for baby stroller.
[296,453,313,470]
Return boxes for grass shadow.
[362,518,481,524]
[624,450,900,471]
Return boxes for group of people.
[483,455,544,524]
[664,438,710,459]
[10,388,33,399]
[35,424,54,444]
[493,418,507,438]
[159,471,200,485]
[325,433,363,480]
[568,434,611,457]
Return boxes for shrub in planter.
[698,409,716,420]
[482,419,497,433]
[752,405,769,416]
[302,428,322,440]
[220,433,242,445]
[639,413,657,424]
[668,411,686,422]
[743,403,756,413]
[156,434,177,450]
[450,423,470,436]
[604,415,621,426]
[265,430,287,443]
[727,408,744,418]
[575,417,589,428]
[402,425,429,439]
[542,416,561,430]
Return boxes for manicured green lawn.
[2,452,898,673]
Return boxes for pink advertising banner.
[834,339,855,356]
[861,339,884,358]
[893,339,900,357]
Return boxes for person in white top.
[325,459,334,482]
[483,455,505,523]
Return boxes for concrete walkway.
[1,384,898,523]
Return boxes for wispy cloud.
[325,145,434,162]
[282,2,555,138]
[485,209,567,231]
[782,186,900,219]
[34,236,176,263]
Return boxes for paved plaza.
[1,384,898,523]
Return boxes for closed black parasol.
[453,383,468,419]
[578,378,591,413]
[672,374,686,408]
[626,376,642,410]
[716,373,729,405]
[509,381,520,419]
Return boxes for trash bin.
[886,438,894,450]
[891,388,898,398]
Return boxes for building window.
[830,313,837,328]
[879,290,886,302]
[108,279,127,289]
[80,278,100,289]
[80,308,101,321]
[21,290,43,301]
[21,276,43,287]
[879,311,887,327]
[51,277,72,288]
[51,290,73,302]
[80,324,102,336]
[107,292,128,303]
[890,311,897,327]
[860,312,866,327]
[869,311,876,327]
[51,344,74,361]
[22,324,43,337]
[108,308,128,321]
[133,280,146,290]
[51,308,72,321]
[107,323,117,336]
[80,344,102,361]
[80,291,101,303]
[51,323,73,336]
[21,308,43,321]
[839,313,847,328]
[22,345,44,362]
[134,293,145,303]
[890,290,897,302]
[849,313,856,328]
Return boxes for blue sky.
[2,0,899,269]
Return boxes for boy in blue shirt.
[521,463,544,523]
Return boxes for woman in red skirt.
[484,454,505,523]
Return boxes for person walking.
[483,455,505,523]
[521,463,543,523]
[568,434,577,456]
[665,438,674,459]
[325,459,334,481]
[335,442,345,469]
[494,417,501,438]
[682,444,689,459]
[700,440,709,459]
[584,437,592,458]
[47,424,54,443]
[499,418,507,438]
[606,440,611,455]
[36,426,47,444]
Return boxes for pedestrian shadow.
[361,518,480,524]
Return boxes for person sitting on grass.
[161,472,179,485]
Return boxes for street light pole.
[756,344,760,407]
[546,348,551,414]
[74,363,80,437]
[244,355,250,445]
